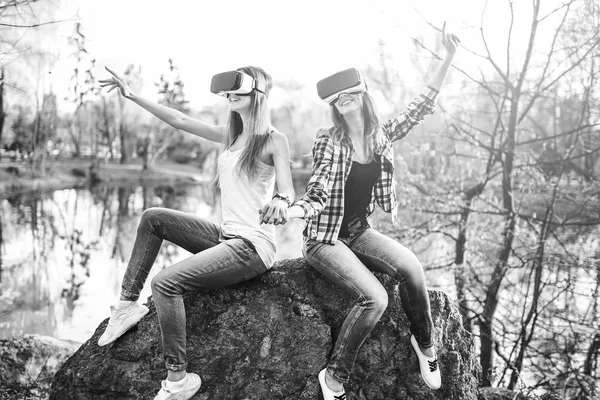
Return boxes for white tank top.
[218,147,276,268]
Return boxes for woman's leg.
[151,237,267,376]
[303,239,389,385]
[120,207,222,301]
[99,208,222,347]
[348,228,441,389]
[348,228,433,349]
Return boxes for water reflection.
[0,182,304,342]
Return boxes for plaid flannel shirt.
[295,86,439,244]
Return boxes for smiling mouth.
[340,99,352,106]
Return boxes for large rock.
[51,258,480,400]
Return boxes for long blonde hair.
[330,91,384,158]
[223,66,273,181]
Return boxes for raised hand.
[441,21,461,57]
[99,66,134,98]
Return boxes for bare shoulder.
[267,129,290,155]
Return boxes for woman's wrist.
[287,205,304,219]
[272,193,292,207]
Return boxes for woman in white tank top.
[97,66,295,400]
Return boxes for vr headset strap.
[253,79,266,94]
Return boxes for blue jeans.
[303,224,433,383]
[121,207,267,371]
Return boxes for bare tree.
[409,0,600,392]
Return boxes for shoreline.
[0,159,209,199]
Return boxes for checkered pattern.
[295,86,439,244]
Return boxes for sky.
[3,0,475,109]
[4,0,564,113]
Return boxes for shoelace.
[334,393,346,400]
[428,359,438,372]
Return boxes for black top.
[339,160,380,238]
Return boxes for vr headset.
[210,70,266,97]
[317,68,367,104]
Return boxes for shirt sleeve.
[294,129,334,220]
[381,86,439,143]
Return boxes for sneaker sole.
[98,307,149,347]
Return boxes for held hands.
[99,67,134,99]
[441,21,461,58]
[259,198,289,226]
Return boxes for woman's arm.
[100,67,225,143]
[259,132,296,225]
[262,129,334,224]
[289,129,334,220]
[428,21,460,91]
[383,22,460,143]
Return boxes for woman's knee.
[151,272,177,297]
[140,207,165,225]
[392,253,425,284]
[139,207,171,235]
[364,287,388,314]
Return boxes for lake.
[0,181,307,343]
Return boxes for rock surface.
[0,334,80,399]
[51,258,480,400]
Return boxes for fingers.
[105,66,121,80]
[267,206,280,225]
[260,204,289,225]
[107,85,118,93]
[451,33,461,46]
[261,204,276,224]
[442,21,446,37]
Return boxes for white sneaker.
[97,302,149,346]
[153,373,202,400]
[318,369,347,400]
[410,335,441,389]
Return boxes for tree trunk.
[455,182,486,332]
[508,203,552,389]
[118,121,128,164]
[481,86,520,386]
[0,68,5,161]
[583,263,600,376]
[142,132,152,171]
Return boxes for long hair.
[330,91,384,158]
[222,66,273,181]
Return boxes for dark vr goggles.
[210,70,266,97]
[317,68,367,104]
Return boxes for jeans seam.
[154,221,221,247]
[223,238,257,262]
[124,229,154,300]
[329,298,365,378]
[308,251,366,300]
[305,244,371,381]
[241,257,266,281]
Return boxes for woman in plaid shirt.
[265,24,460,400]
